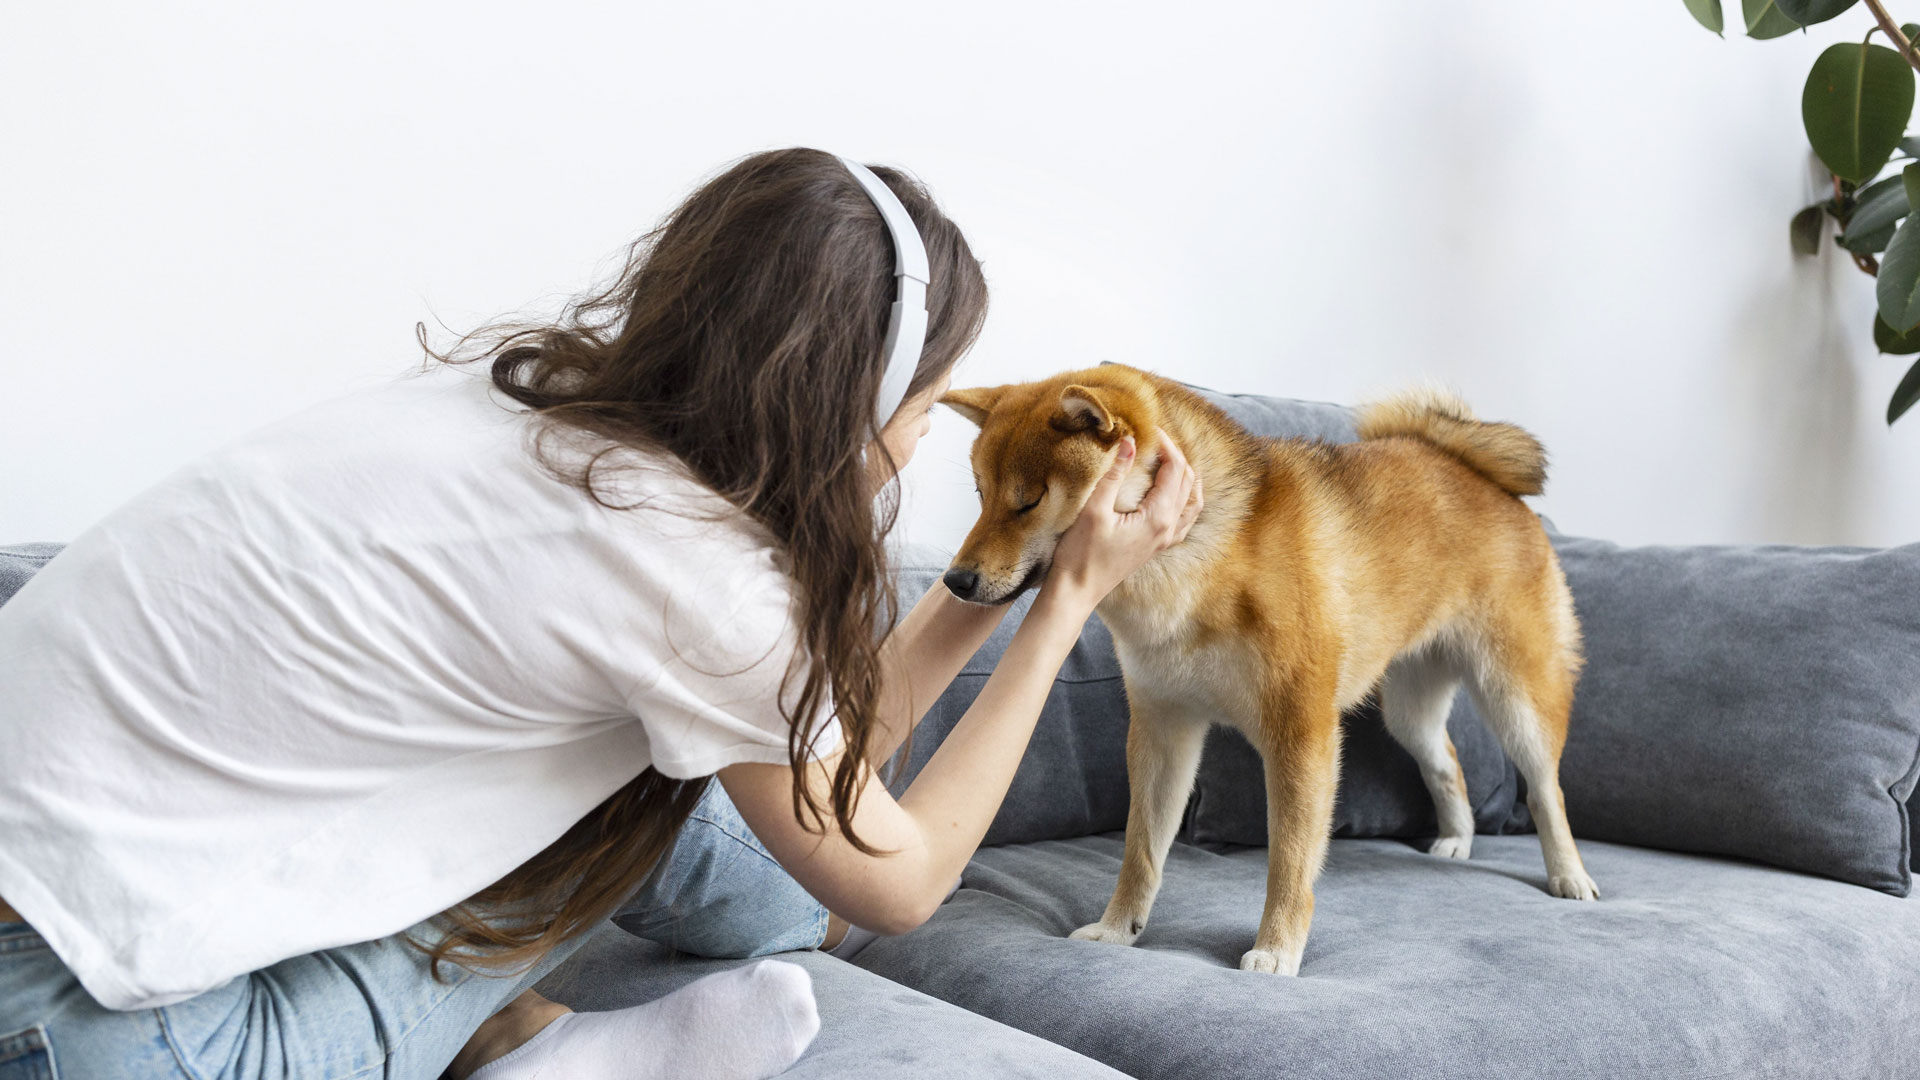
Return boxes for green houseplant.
[1686,0,1920,423]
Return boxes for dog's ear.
[940,386,1005,427]
[1054,385,1117,435]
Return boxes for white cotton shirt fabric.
[0,367,840,1011]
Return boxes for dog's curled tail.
[1355,387,1547,496]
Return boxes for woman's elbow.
[860,883,945,937]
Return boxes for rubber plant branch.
[1864,0,1920,70]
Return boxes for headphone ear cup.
[837,157,931,431]
[875,296,930,428]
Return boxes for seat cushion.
[537,922,1128,1079]
[854,834,1920,1080]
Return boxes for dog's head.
[939,366,1166,604]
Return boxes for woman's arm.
[862,576,1010,767]
[720,434,1202,935]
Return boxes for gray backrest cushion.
[0,544,62,608]
[1547,534,1920,895]
[1173,383,1522,844]
[885,557,1133,846]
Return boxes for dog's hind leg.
[1070,696,1209,948]
[1464,623,1599,901]
[1379,650,1475,860]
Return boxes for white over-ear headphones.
[836,157,931,431]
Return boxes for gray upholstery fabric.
[888,559,1133,845]
[0,544,61,608]
[536,923,1128,1079]
[855,833,1920,1080]
[1550,534,1920,895]
[1184,711,1517,844]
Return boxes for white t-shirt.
[0,366,840,1011]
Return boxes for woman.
[0,147,1200,1080]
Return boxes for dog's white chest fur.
[1097,553,1262,729]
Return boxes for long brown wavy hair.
[410,148,988,978]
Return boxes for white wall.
[3,2,1915,551]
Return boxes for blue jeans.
[0,782,827,1080]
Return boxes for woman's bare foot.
[447,989,572,1079]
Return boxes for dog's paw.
[1238,947,1301,976]
[1069,921,1140,947]
[1548,871,1600,901]
[1428,836,1472,860]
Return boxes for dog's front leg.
[1070,697,1209,947]
[1243,692,1341,975]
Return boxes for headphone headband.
[836,157,931,431]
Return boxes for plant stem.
[1863,0,1920,70]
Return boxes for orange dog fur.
[940,364,1597,975]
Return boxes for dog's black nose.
[943,568,980,601]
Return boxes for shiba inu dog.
[940,364,1597,976]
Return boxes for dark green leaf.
[1776,0,1858,26]
[1792,204,1825,254]
[1844,221,1898,253]
[1904,23,1920,42]
[1841,174,1910,249]
[1744,0,1803,37]
[1744,0,1802,36]
[1878,214,1920,330]
[1803,42,1917,183]
[1904,161,1920,209]
[1891,359,1920,422]
[1875,314,1920,353]
[1685,0,1726,33]
[1899,135,1920,158]
[1856,171,1906,206]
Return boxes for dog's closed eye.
[1015,489,1045,515]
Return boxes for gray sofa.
[6,387,1917,1079]
[543,384,1920,1078]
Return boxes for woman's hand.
[1043,432,1203,612]
[722,433,1200,938]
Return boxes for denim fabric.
[613,780,829,957]
[0,783,828,1079]
[0,914,589,1080]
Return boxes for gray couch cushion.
[855,833,1920,1080]
[537,922,1128,1079]
[1549,534,1920,895]
[0,544,62,608]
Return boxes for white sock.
[468,959,820,1080]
